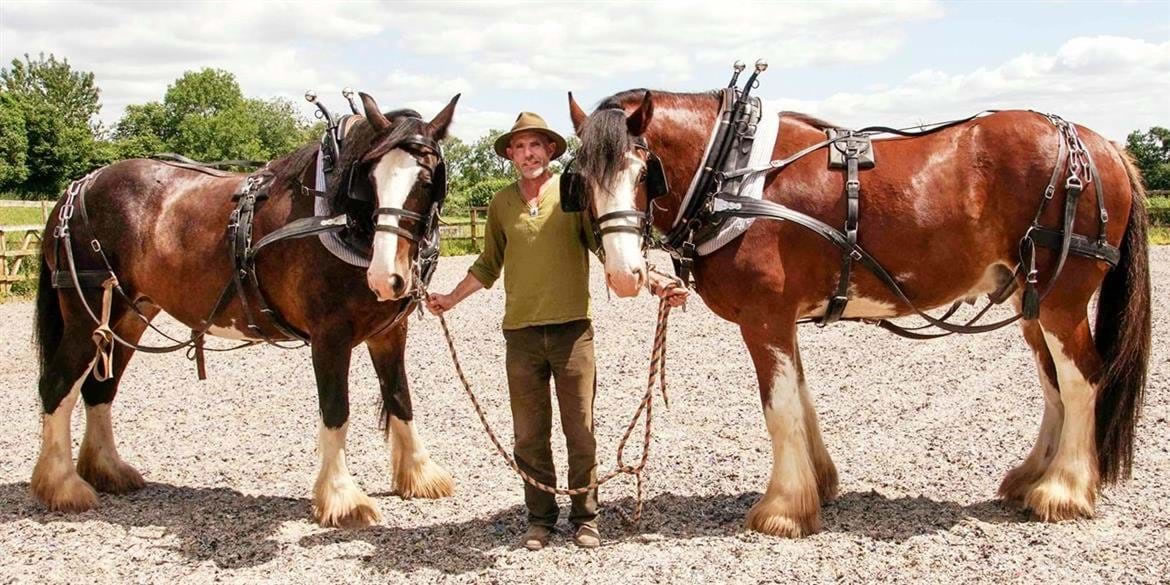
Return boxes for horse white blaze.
[597,152,647,297]
[368,150,421,301]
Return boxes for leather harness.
[52,108,447,378]
[571,66,1120,338]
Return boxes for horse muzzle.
[369,272,410,302]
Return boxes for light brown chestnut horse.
[568,89,1150,537]
[31,92,460,528]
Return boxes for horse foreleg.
[311,342,381,528]
[77,310,154,494]
[1024,312,1102,521]
[1000,318,1064,503]
[741,321,827,537]
[367,325,454,500]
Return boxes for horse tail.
[33,241,63,378]
[1093,143,1152,485]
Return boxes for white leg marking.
[78,403,144,493]
[31,359,99,511]
[387,416,454,499]
[1001,349,1064,501]
[747,351,820,537]
[313,422,381,527]
[1025,328,1098,520]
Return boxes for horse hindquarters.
[31,251,151,510]
[1008,143,1150,521]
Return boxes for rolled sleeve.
[469,199,505,288]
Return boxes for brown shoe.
[522,525,552,551]
[573,524,600,549]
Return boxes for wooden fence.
[439,206,488,252]
[0,224,44,294]
[0,199,54,222]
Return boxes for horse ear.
[626,91,653,136]
[360,92,391,132]
[427,94,460,141]
[568,92,587,133]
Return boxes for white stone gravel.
[1,249,1167,584]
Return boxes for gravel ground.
[1,249,1167,584]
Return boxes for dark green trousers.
[503,319,598,529]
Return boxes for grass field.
[0,206,49,226]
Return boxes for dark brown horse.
[567,89,1151,536]
[31,92,461,528]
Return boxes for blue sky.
[2,1,1167,142]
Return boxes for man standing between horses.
[426,111,686,550]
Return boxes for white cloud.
[791,36,1170,140]
[375,1,942,89]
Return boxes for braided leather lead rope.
[427,283,672,524]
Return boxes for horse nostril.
[388,274,406,297]
[632,266,646,289]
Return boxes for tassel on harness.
[91,276,118,382]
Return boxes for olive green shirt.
[469,176,599,330]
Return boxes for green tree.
[1126,127,1170,191]
[0,92,30,188]
[0,54,103,196]
[115,68,314,163]
[1,53,100,129]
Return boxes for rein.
[424,277,674,524]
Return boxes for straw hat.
[493,111,567,159]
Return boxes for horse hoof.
[745,495,821,538]
[77,451,146,495]
[1023,477,1095,522]
[395,458,455,500]
[312,485,382,528]
[998,463,1045,504]
[31,466,98,513]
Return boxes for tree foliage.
[0,53,103,196]
[1126,127,1170,191]
[442,131,578,213]
[115,68,315,163]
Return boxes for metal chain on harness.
[422,279,673,524]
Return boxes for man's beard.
[519,163,546,179]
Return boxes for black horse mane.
[578,89,719,192]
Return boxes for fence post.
[41,200,49,223]
[0,229,8,296]
[470,207,479,252]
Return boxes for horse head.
[350,92,460,302]
[566,90,665,298]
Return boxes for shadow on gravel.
[297,490,1030,575]
[820,490,1027,541]
[2,481,1030,576]
[0,481,308,569]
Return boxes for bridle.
[559,135,670,255]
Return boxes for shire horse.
[566,89,1151,537]
[31,92,460,528]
